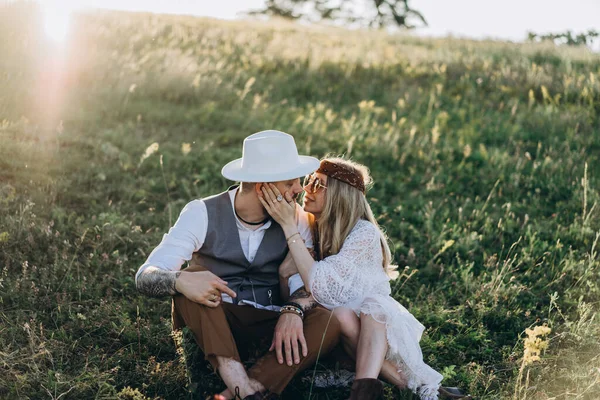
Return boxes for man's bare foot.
[216,357,265,398]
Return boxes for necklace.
[233,190,270,225]
[234,208,270,225]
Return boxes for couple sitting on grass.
[135,130,470,400]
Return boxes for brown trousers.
[172,295,341,394]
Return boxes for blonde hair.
[309,157,396,276]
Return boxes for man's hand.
[270,312,307,366]
[175,270,237,307]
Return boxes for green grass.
[1,3,600,399]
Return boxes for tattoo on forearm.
[136,267,181,297]
[290,287,311,299]
[301,302,317,313]
[290,286,318,313]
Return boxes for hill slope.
[1,5,600,399]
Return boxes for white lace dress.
[309,219,443,400]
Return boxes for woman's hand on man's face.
[258,183,297,229]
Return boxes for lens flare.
[42,1,73,44]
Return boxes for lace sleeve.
[309,220,383,309]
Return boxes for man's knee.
[173,295,229,329]
[175,294,223,312]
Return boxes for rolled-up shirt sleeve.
[134,200,208,283]
[288,274,304,294]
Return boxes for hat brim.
[221,156,320,182]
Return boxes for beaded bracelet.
[280,305,304,319]
[281,309,304,319]
[281,305,304,315]
[283,301,304,311]
[280,309,304,320]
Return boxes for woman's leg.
[333,307,361,362]
[333,308,408,388]
[356,312,387,379]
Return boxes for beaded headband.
[316,160,366,194]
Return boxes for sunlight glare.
[42,1,75,44]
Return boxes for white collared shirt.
[135,188,308,299]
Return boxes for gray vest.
[187,189,288,306]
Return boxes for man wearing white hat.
[135,130,341,399]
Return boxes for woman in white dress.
[258,157,470,400]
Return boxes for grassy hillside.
[1,4,600,399]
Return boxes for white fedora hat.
[221,130,320,182]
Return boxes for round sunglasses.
[303,174,328,194]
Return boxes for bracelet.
[280,305,304,320]
[283,301,304,312]
[286,232,301,242]
[280,310,304,320]
[281,304,304,315]
[280,309,304,320]
[288,238,302,245]
[279,307,304,319]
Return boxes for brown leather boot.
[347,378,384,400]
[438,386,472,399]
